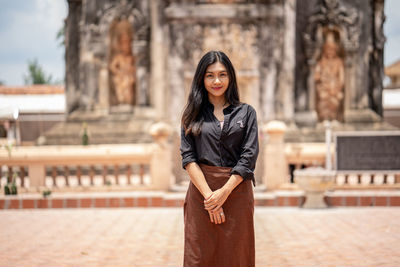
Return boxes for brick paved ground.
[0,207,399,267]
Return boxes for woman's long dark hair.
[182,51,240,136]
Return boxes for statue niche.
[108,19,136,106]
[314,30,345,122]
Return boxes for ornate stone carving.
[314,31,344,121]
[97,2,149,44]
[108,19,136,105]
[303,0,359,64]
[201,24,258,71]
[201,24,259,107]
[168,21,260,115]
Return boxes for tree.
[56,24,65,47]
[23,58,53,85]
[0,80,4,85]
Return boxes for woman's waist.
[197,163,253,193]
[198,163,232,175]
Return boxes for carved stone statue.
[314,31,344,121]
[109,19,136,105]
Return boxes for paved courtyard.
[0,207,399,267]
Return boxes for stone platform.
[1,190,400,209]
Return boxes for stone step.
[41,119,155,145]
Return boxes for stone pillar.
[149,122,174,190]
[369,0,385,116]
[261,63,277,122]
[277,0,296,121]
[150,0,167,120]
[65,0,82,114]
[168,50,185,124]
[262,120,288,190]
[345,56,357,111]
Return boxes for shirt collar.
[204,98,235,113]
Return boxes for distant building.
[384,60,400,127]
[0,85,65,146]
[385,60,400,88]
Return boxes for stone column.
[261,63,277,122]
[277,0,296,122]
[369,0,385,116]
[344,56,356,111]
[168,49,185,124]
[150,0,167,120]
[65,0,82,114]
[262,120,288,190]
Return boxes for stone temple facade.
[45,0,393,145]
[64,0,297,126]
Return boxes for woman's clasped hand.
[207,207,225,224]
[204,188,231,224]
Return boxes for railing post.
[28,164,45,187]
[149,122,174,191]
[262,120,288,190]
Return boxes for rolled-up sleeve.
[230,106,259,181]
[180,127,198,169]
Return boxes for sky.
[0,0,399,86]
[0,0,67,85]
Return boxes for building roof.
[0,85,66,114]
[0,95,66,114]
[385,60,400,77]
[0,85,64,95]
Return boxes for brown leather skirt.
[183,164,255,267]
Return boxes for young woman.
[180,51,259,267]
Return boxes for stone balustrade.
[0,122,175,193]
[285,143,400,189]
[2,120,399,194]
[264,121,400,190]
[335,173,399,188]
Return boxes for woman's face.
[203,62,229,100]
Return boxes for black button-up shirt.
[180,100,259,184]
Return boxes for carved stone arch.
[303,0,361,114]
[96,3,149,64]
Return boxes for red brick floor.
[0,207,399,267]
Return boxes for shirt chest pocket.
[227,117,246,138]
